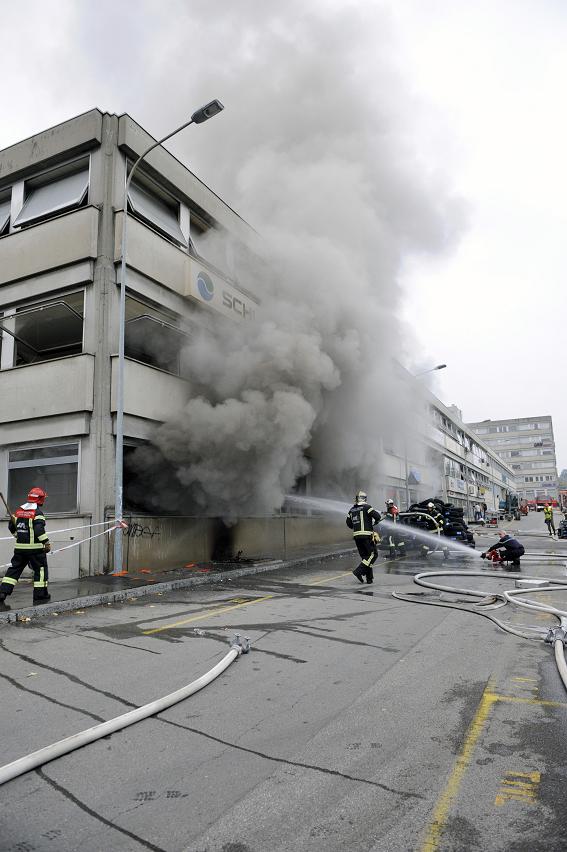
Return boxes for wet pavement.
[1,515,565,623]
[0,544,353,622]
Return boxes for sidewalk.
[0,543,355,624]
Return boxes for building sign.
[189,260,258,321]
[447,476,466,494]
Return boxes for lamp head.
[191,100,225,124]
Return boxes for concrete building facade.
[0,110,517,579]
[0,109,348,578]
[467,416,559,503]
[382,394,516,516]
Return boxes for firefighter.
[0,487,51,607]
[481,531,525,570]
[384,498,399,521]
[543,504,556,537]
[384,498,406,558]
[346,491,382,584]
[417,501,445,558]
[424,501,444,531]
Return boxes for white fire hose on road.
[0,634,250,786]
[394,570,567,692]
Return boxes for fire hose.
[393,570,567,691]
[0,634,250,786]
[0,520,126,570]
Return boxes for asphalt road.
[1,520,567,852]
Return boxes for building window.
[0,196,10,236]
[13,162,89,228]
[125,294,188,375]
[0,291,84,367]
[128,177,187,247]
[7,443,79,513]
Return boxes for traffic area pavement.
[1,528,567,851]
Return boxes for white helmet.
[385,499,394,506]
[355,490,367,504]
[427,502,435,509]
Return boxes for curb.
[0,547,355,624]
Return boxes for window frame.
[7,441,81,515]
[12,155,91,229]
[126,166,188,249]
[0,289,85,368]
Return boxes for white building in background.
[381,395,516,516]
[467,416,559,504]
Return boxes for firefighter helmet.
[355,491,367,504]
[27,487,47,505]
[427,502,435,509]
[385,499,394,506]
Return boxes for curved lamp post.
[113,100,224,574]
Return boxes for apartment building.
[0,109,265,577]
[468,416,559,503]
[381,392,515,516]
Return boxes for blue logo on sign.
[197,270,214,301]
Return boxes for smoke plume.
[125,1,466,516]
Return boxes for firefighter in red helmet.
[0,487,51,607]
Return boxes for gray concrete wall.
[0,354,95,424]
[0,206,99,286]
[0,110,103,185]
[112,515,352,573]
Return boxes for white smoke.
[126,1,466,516]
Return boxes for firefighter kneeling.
[346,491,382,584]
[0,487,51,607]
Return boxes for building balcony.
[0,354,95,424]
[0,207,99,288]
[110,356,189,426]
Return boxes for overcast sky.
[1,0,564,470]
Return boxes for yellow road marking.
[308,572,352,585]
[495,771,540,806]
[421,685,566,851]
[142,595,274,635]
[421,680,495,852]
[489,693,567,709]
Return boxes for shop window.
[128,178,187,247]
[14,165,89,228]
[125,295,187,375]
[0,291,84,367]
[7,443,79,513]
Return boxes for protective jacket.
[8,502,50,551]
[487,535,524,559]
[387,503,399,519]
[544,506,553,521]
[425,507,444,530]
[346,502,382,537]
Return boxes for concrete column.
[87,114,121,574]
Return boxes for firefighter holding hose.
[346,491,382,584]
[0,487,51,607]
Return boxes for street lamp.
[413,364,447,377]
[113,100,224,574]
[404,364,447,509]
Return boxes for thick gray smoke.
[125,1,466,516]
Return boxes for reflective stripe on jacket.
[8,502,49,551]
[346,503,382,537]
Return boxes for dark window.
[125,295,187,375]
[4,291,84,367]
[8,443,79,513]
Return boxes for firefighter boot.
[366,568,374,584]
[352,568,364,584]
